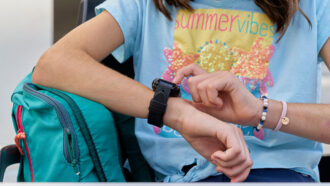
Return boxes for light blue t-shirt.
[96,0,330,182]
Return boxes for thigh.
[244,168,315,182]
[199,168,315,182]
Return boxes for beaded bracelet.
[255,96,268,132]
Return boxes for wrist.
[263,99,282,129]
[247,98,264,127]
[163,98,192,132]
[248,98,282,129]
[147,78,181,127]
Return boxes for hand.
[173,64,262,126]
[167,99,252,182]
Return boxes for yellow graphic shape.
[198,41,234,72]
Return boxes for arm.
[33,11,153,119]
[174,43,330,144]
[33,11,252,182]
[266,38,330,142]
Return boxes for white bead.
[264,102,268,107]
[262,116,266,121]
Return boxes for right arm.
[33,11,252,182]
[174,63,330,144]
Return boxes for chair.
[319,156,330,182]
[77,0,104,25]
[0,145,20,182]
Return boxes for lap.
[199,168,315,182]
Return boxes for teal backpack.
[11,72,154,182]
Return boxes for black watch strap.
[147,81,173,128]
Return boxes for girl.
[33,0,330,182]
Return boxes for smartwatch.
[147,78,181,128]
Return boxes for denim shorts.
[199,168,315,182]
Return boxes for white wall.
[0,0,53,148]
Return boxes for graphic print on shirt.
[155,9,275,139]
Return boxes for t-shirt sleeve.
[95,0,144,63]
[316,0,330,61]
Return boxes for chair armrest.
[0,145,20,182]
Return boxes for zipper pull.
[14,131,26,155]
[71,159,80,176]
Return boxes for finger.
[235,127,252,169]
[226,127,251,168]
[188,73,216,103]
[211,151,252,171]
[212,145,241,162]
[188,76,202,103]
[230,166,251,183]
[197,81,214,107]
[212,128,247,167]
[229,129,252,182]
[212,140,251,169]
[210,71,237,93]
[198,75,229,107]
[212,124,252,182]
[173,64,206,84]
[212,136,246,168]
[216,159,251,181]
[234,127,247,158]
[239,129,252,161]
[206,81,224,107]
[212,153,245,168]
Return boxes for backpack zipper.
[23,83,81,177]
[37,85,107,182]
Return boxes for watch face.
[152,78,160,91]
[171,85,181,97]
[152,78,181,97]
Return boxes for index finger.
[212,147,241,162]
[173,64,206,84]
